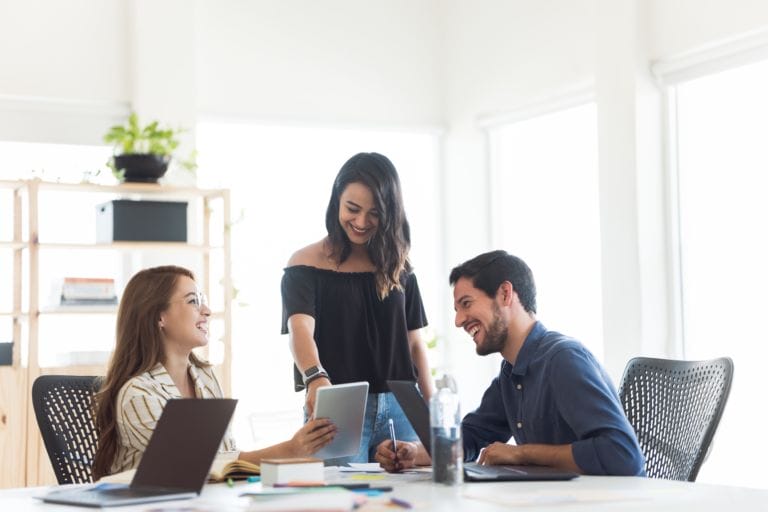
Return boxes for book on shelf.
[0,342,11,366]
[58,298,118,306]
[59,277,118,306]
[260,457,324,487]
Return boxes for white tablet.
[313,381,369,460]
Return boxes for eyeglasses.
[169,291,209,311]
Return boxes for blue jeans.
[324,392,418,465]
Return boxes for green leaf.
[103,111,185,159]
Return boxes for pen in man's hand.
[388,418,398,464]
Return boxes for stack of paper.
[244,488,362,511]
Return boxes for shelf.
[1,177,233,488]
[4,241,225,251]
[35,308,226,317]
[0,241,27,250]
[39,364,111,375]
[36,241,222,252]
[0,311,26,318]
[39,306,117,316]
[35,180,227,199]
[0,180,26,191]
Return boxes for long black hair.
[325,152,412,298]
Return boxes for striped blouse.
[110,362,237,474]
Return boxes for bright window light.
[488,102,604,360]
[674,58,768,489]
[196,121,442,449]
[0,141,112,184]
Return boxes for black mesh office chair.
[619,357,733,482]
[31,375,102,484]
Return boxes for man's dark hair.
[449,250,537,314]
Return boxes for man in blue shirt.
[375,250,645,476]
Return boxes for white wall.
[0,0,128,101]
[0,0,443,142]
[195,0,443,126]
[649,0,768,59]
[438,0,600,407]
[0,0,129,144]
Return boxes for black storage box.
[96,199,188,242]
[0,342,12,366]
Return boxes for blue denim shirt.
[462,321,645,476]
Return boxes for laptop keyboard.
[59,486,180,504]
[464,463,526,476]
[102,487,177,498]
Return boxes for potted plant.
[104,112,195,183]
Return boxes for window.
[196,121,442,448]
[671,58,768,489]
[0,141,112,184]
[487,102,604,359]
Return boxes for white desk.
[3,473,768,511]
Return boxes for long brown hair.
[325,152,412,298]
[91,265,209,480]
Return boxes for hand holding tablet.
[313,382,369,459]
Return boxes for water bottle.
[430,375,463,485]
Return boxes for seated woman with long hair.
[92,265,335,480]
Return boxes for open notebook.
[40,398,237,507]
[99,451,259,484]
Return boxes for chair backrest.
[619,357,733,482]
[31,375,102,484]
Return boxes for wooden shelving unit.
[0,179,232,488]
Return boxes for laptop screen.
[387,380,432,456]
[131,398,237,492]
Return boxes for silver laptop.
[387,380,578,482]
[40,398,237,507]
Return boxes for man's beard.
[476,303,507,356]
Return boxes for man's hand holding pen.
[388,418,399,466]
[375,438,419,472]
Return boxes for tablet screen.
[313,382,369,460]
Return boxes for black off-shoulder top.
[281,265,428,392]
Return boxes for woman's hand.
[304,377,331,418]
[290,418,336,456]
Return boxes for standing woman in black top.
[281,152,434,463]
